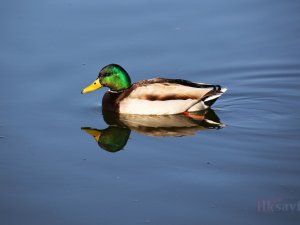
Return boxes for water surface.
[1,0,300,224]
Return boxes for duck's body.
[82,64,227,115]
[102,78,227,115]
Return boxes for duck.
[81,64,227,115]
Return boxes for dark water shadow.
[81,109,224,153]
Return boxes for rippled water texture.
[1,0,300,224]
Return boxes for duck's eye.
[94,82,96,85]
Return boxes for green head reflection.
[81,126,130,153]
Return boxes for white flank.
[119,99,199,115]
[117,82,227,115]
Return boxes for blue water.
[1,0,300,224]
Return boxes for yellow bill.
[81,127,102,142]
[81,78,102,94]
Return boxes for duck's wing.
[118,78,225,115]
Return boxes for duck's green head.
[81,64,131,93]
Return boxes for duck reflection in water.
[81,109,224,153]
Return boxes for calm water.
[1,0,300,224]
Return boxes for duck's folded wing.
[118,78,221,115]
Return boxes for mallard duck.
[81,64,227,115]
